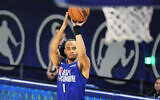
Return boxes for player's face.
[154,79,160,92]
[64,41,78,61]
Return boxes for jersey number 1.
[63,83,65,93]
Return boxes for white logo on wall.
[152,32,160,78]
[0,10,25,70]
[36,14,73,69]
[91,22,139,84]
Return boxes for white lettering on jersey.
[58,69,76,82]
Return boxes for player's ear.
[64,48,67,55]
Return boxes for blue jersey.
[57,59,87,100]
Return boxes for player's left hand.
[71,19,86,27]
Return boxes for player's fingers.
[78,20,86,26]
[71,19,76,26]
[71,19,74,24]
[64,12,69,20]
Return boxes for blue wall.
[0,0,160,95]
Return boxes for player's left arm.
[71,20,91,79]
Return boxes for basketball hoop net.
[102,7,153,43]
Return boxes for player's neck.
[67,58,78,64]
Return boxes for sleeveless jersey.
[57,59,87,100]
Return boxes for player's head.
[2,20,8,28]
[64,39,78,61]
[154,77,160,92]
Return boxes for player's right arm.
[50,12,68,70]
[47,60,57,80]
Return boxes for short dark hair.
[64,39,76,47]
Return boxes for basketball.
[68,6,90,22]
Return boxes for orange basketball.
[68,6,90,22]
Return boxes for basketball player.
[50,12,90,100]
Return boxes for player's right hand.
[47,71,56,80]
